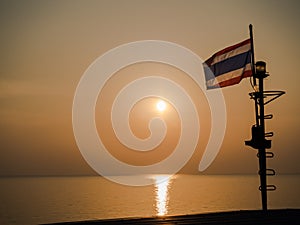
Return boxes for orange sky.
[0,0,299,176]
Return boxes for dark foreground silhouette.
[45,209,300,225]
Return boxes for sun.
[156,100,167,112]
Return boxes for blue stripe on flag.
[203,64,215,81]
[208,51,251,78]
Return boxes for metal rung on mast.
[264,114,273,119]
[259,184,276,191]
[266,168,276,176]
[265,132,274,137]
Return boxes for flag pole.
[249,24,259,127]
[249,24,256,86]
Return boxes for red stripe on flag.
[242,69,252,78]
[207,69,252,89]
[214,39,251,57]
[219,70,252,87]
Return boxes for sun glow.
[156,100,167,112]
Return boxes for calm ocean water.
[0,174,299,225]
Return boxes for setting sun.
[156,100,167,112]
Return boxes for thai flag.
[203,39,252,89]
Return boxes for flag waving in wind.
[203,39,252,89]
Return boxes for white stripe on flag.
[206,63,251,87]
[210,43,251,66]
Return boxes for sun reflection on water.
[154,175,172,216]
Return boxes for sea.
[0,174,299,225]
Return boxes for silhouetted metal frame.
[247,25,285,212]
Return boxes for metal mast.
[245,24,285,211]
